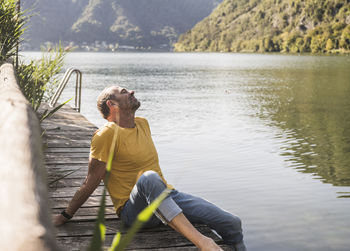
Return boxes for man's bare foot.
[199,237,223,251]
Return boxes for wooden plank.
[47,169,87,179]
[55,231,232,251]
[46,163,88,168]
[47,167,86,175]
[135,245,233,251]
[132,247,232,251]
[41,116,94,122]
[45,134,94,140]
[45,156,89,161]
[51,207,118,221]
[58,214,117,221]
[42,124,97,132]
[45,158,89,165]
[44,131,95,137]
[49,185,105,197]
[45,142,92,148]
[41,122,95,129]
[48,173,86,182]
[55,224,226,250]
[46,161,89,165]
[45,115,94,122]
[42,124,95,131]
[44,138,92,144]
[44,137,92,145]
[47,168,86,174]
[45,147,90,153]
[50,196,114,209]
[48,178,88,188]
[48,170,85,179]
[45,152,90,158]
[56,220,217,238]
[55,219,121,237]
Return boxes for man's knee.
[219,212,242,235]
[219,214,244,246]
[230,215,242,231]
[136,170,162,188]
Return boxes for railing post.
[0,63,60,251]
[50,68,82,112]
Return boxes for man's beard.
[131,100,141,111]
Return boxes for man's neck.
[108,111,136,128]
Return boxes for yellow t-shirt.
[90,117,173,215]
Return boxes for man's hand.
[53,213,69,226]
[52,158,106,227]
[199,237,223,251]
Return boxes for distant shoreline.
[21,50,350,56]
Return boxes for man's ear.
[106,100,117,108]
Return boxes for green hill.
[174,0,350,53]
[22,0,221,50]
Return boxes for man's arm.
[53,158,106,226]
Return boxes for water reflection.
[246,56,350,188]
[337,192,350,198]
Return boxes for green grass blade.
[105,126,119,173]
[88,189,107,251]
[99,223,106,242]
[39,98,72,122]
[87,125,119,251]
[137,189,171,222]
[48,167,82,186]
[108,232,121,251]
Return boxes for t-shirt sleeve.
[90,126,116,163]
[138,117,152,135]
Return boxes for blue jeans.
[120,171,247,251]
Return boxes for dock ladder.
[49,68,82,112]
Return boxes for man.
[54,86,247,251]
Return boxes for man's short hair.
[96,87,118,119]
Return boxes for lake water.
[24,52,350,251]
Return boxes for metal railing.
[49,68,82,112]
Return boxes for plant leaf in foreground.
[88,126,119,251]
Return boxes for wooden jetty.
[1,63,58,251]
[42,104,233,250]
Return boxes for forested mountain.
[174,0,350,53]
[22,0,221,50]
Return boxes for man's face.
[112,86,140,111]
